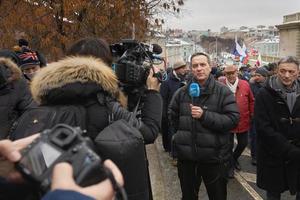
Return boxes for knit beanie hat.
[18,51,40,69]
[255,67,269,77]
[18,39,29,47]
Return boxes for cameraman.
[25,37,162,200]
[0,135,124,200]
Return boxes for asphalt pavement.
[146,134,297,200]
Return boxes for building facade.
[252,37,280,57]
[165,39,194,68]
[276,12,300,58]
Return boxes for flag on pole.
[232,35,248,64]
[233,36,247,57]
[256,54,262,67]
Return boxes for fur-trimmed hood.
[31,56,126,106]
[0,57,22,82]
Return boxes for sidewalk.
[146,135,181,200]
[146,135,255,200]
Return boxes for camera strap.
[103,166,128,200]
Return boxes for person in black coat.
[29,38,162,200]
[249,66,269,165]
[169,52,239,200]
[0,51,35,139]
[255,56,300,200]
[160,60,188,152]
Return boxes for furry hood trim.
[0,58,22,82]
[31,56,126,106]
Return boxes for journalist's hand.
[190,104,204,119]
[0,134,39,182]
[146,66,160,91]
[51,160,124,200]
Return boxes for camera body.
[16,124,106,192]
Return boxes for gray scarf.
[272,77,299,113]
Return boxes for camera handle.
[103,166,128,200]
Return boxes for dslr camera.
[16,124,106,192]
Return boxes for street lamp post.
[215,36,218,57]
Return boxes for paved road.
[147,135,296,200]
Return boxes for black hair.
[67,37,113,66]
[190,52,211,66]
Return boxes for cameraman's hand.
[147,66,161,91]
[51,160,124,200]
[0,134,39,182]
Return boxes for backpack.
[94,94,151,200]
[10,105,86,140]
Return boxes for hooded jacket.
[30,56,162,144]
[0,58,35,139]
[255,76,300,194]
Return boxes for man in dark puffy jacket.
[255,56,300,200]
[169,52,239,200]
[0,50,35,139]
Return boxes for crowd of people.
[161,54,300,200]
[0,37,300,200]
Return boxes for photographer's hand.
[0,134,39,182]
[147,66,161,91]
[51,160,124,200]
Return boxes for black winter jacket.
[255,76,300,194]
[160,71,185,119]
[168,75,239,163]
[30,56,162,144]
[0,58,35,139]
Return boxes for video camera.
[16,124,106,192]
[110,39,166,110]
[110,39,166,87]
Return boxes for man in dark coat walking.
[160,60,188,153]
[255,56,300,200]
[169,52,239,200]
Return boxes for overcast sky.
[164,0,300,31]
